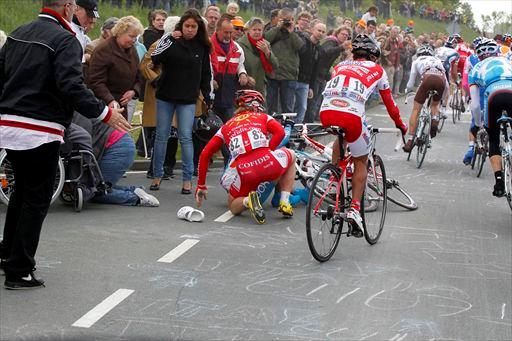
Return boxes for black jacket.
[315,38,345,81]
[142,27,164,50]
[152,34,214,105]
[0,10,107,127]
[296,30,320,87]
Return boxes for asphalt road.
[0,99,511,341]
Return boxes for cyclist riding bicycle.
[403,44,449,151]
[435,36,460,109]
[462,37,486,165]
[468,38,512,197]
[319,34,407,237]
[195,90,296,224]
[454,34,472,103]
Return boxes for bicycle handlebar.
[405,92,416,105]
[371,127,404,152]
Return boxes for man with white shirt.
[70,0,99,59]
[0,0,128,290]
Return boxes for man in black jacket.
[0,0,129,290]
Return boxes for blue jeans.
[91,134,139,206]
[266,79,297,114]
[153,99,196,181]
[293,82,309,123]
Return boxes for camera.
[282,19,292,28]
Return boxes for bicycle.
[497,111,512,210]
[405,90,437,169]
[305,126,399,262]
[470,127,489,178]
[450,73,463,124]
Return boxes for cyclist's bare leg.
[228,195,245,215]
[431,100,441,117]
[490,155,502,173]
[331,136,340,164]
[407,101,422,134]
[351,155,369,208]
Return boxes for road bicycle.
[497,111,512,210]
[405,90,437,169]
[470,127,489,178]
[450,73,464,124]
[305,125,401,262]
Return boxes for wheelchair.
[0,145,110,212]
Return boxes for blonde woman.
[88,16,144,120]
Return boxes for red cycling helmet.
[234,89,266,111]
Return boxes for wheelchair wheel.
[74,186,84,212]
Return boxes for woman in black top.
[150,9,214,193]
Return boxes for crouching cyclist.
[468,38,512,197]
[195,90,296,224]
[403,44,449,152]
[319,34,407,237]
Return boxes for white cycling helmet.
[417,44,434,56]
[475,38,500,60]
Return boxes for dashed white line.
[157,239,200,263]
[214,210,234,222]
[336,287,361,304]
[502,303,506,319]
[72,289,134,328]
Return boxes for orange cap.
[357,19,366,28]
[386,18,394,26]
[408,20,414,26]
[231,18,245,28]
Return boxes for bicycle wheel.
[437,115,446,133]
[416,116,430,169]
[477,150,487,178]
[470,145,478,170]
[386,179,418,210]
[306,163,344,262]
[452,93,458,124]
[362,154,387,244]
[0,150,65,206]
[503,155,512,210]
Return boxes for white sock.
[469,141,475,147]
[243,197,249,208]
[280,191,290,204]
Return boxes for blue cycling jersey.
[468,56,512,89]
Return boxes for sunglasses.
[234,27,244,31]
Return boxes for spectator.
[70,115,160,207]
[361,5,378,24]
[237,16,279,97]
[231,17,245,41]
[0,0,128,290]
[386,18,394,27]
[381,26,403,95]
[304,25,349,122]
[366,20,376,40]
[210,17,248,164]
[226,2,239,17]
[343,18,353,28]
[88,16,144,123]
[83,17,118,83]
[149,9,214,193]
[264,8,280,32]
[72,0,99,57]
[399,34,415,93]
[296,10,312,32]
[143,9,168,49]
[140,16,181,180]
[294,19,325,123]
[265,8,304,114]
[205,6,221,36]
[353,19,366,39]
[326,9,336,29]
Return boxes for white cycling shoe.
[177,206,205,222]
[346,208,364,238]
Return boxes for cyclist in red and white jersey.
[195,90,296,224]
[454,34,472,102]
[319,34,407,237]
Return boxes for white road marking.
[336,287,361,304]
[502,303,506,319]
[125,170,147,174]
[306,283,328,296]
[214,210,234,222]
[157,239,200,263]
[72,289,134,328]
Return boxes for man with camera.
[264,8,304,114]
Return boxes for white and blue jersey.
[435,46,459,78]
[468,56,512,126]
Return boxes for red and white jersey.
[215,111,275,160]
[321,60,391,116]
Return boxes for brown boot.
[403,139,414,153]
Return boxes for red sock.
[350,200,360,212]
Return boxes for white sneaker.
[134,188,160,207]
[346,208,364,238]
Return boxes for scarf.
[247,34,273,74]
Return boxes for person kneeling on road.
[195,90,296,224]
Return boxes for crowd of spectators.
[7,0,462,195]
